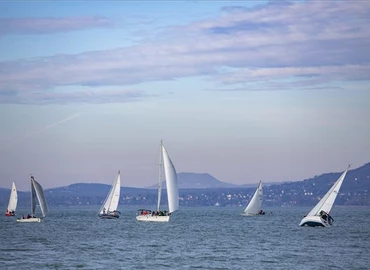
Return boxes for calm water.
[0,206,369,269]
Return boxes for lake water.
[1,206,369,269]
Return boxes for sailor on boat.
[319,210,334,225]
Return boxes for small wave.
[0,248,33,252]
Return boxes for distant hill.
[147,172,238,189]
[265,163,370,206]
[271,162,370,194]
[1,162,369,207]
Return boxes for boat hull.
[136,215,170,222]
[5,213,16,216]
[299,216,329,227]
[99,214,119,219]
[16,217,41,223]
[241,213,263,216]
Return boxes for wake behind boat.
[5,182,17,216]
[17,175,48,223]
[299,166,349,227]
[136,140,179,222]
[98,171,121,219]
[241,181,265,216]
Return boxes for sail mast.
[157,140,164,211]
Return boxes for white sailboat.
[17,175,48,223]
[5,182,18,216]
[299,167,349,227]
[136,141,179,222]
[241,181,265,216]
[98,171,121,219]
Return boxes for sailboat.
[98,171,121,219]
[299,166,349,227]
[17,175,48,223]
[5,182,17,216]
[136,140,179,222]
[241,181,265,216]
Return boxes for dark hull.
[300,221,325,227]
[99,214,119,219]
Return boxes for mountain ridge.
[1,162,369,207]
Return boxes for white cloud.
[0,1,369,103]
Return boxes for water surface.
[1,206,369,269]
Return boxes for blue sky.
[0,1,369,191]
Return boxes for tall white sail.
[162,143,179,213]
[31,176,48,217]
[99,171,121,214]
[7,182,18,212]
[306,169,348,217]
[242,181,263,215]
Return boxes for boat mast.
[157,140,164,211]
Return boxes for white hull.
[17,217,41,223]
[299,216,329,227]
[136,215,170,222]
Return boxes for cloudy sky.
[0,1,369,191]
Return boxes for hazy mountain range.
[1,162,369,207]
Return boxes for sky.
[0,1,369,191]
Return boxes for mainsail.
[7,182,18,212]
[31,176,48,217]
[162,143,179,213]
[306,169,348,217]
[243,181,263,215]
[99,171,121,214]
